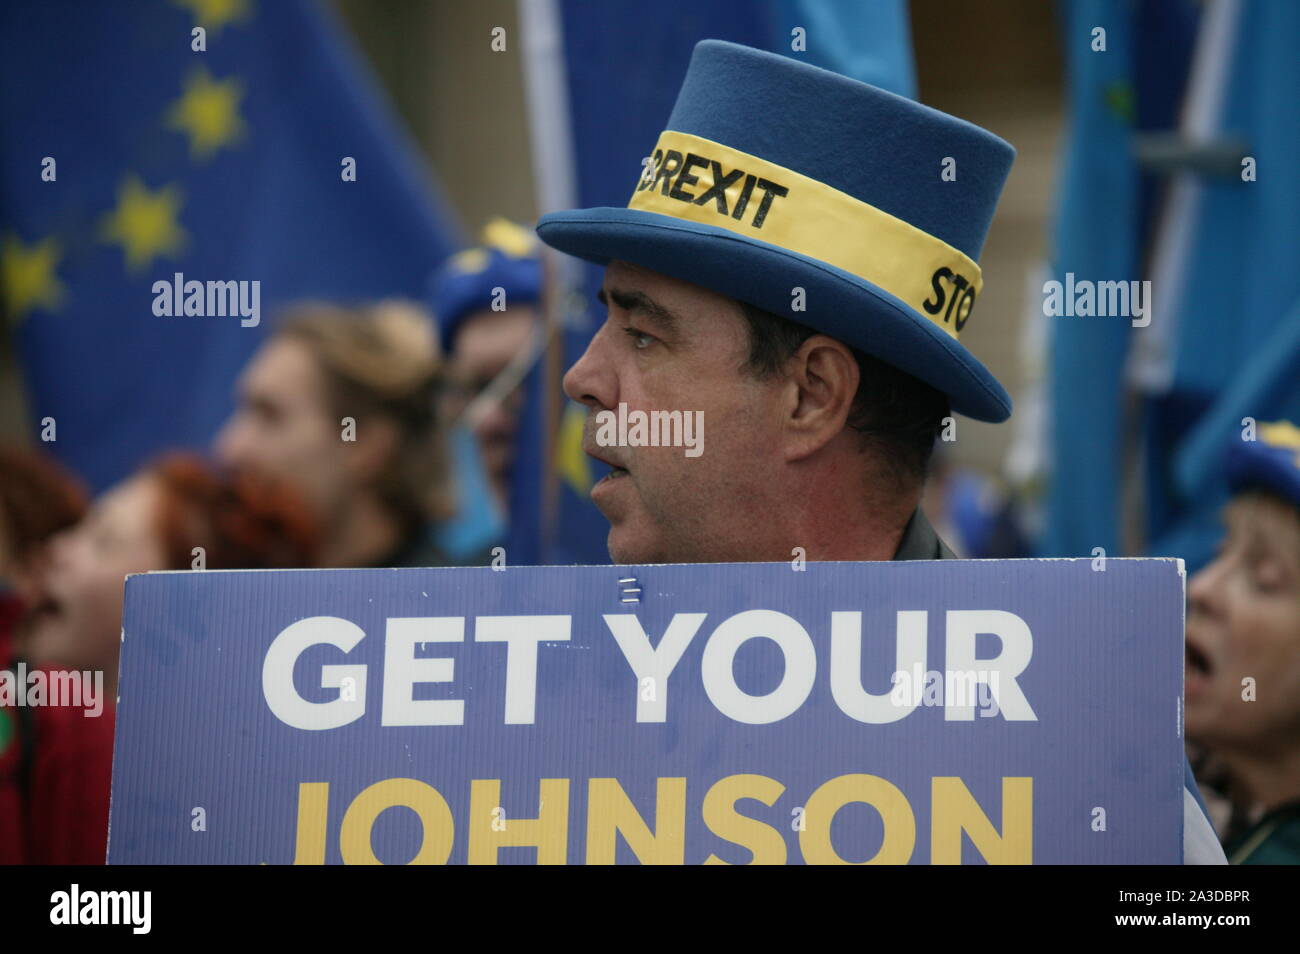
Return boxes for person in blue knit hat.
[431,219,543,510]
[537,39,1224,863]
[1187,420,1300,864]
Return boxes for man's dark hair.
[737,300,950,493]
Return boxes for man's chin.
[606,523,666,566]
[607,533,644,566]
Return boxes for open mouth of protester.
[599,465,629,482]
[27,594,64,625]
[1185,641,1212,678]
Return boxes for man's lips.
[583,443,629,475]
[594,464,630,486]
[584,445,630,499]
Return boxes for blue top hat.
[430,218,543,352]
[1227,420,1300,509]
[536,40,1016,422]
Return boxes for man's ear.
[782,335,858,463]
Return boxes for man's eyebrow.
[597,286,681,333]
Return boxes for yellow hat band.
[628,130,983,339]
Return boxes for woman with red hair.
[0,445,88,661]
[25,453,317,688]
[3,452,317,863]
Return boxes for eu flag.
[0,0,461,491]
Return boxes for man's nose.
[562,329,616,411]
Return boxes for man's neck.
[790,506,913,561]
[771,453,918,561]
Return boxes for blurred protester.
[0,446,88,659]
[0,445,95,863]
[3,452,316,863]
[26,453,318,683]
[922,447,1031,559]
[216,300,454,568]
[431,218,543,511]
[1186,421,1300,864]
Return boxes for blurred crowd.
[0,219,543,863]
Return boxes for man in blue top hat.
[537,39,1224,863]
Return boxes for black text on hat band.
[627,130,983,340]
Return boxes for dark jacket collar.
[892,508,955,561]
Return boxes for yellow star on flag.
[174,0,251,36]
[100,177,188,272]
[555,402,593,496]
[1,234,67,322]
[167,68,247,160]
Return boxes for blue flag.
[1041,0,1142,559]
[0,0,461,491]
[1142,0,1300,569]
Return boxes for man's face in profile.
[562,260,786,564]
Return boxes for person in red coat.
[3,451,316,864]
[0,444,95,863]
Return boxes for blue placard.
[108,559,1185,864]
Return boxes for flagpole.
[1127,0,1242,394]
[519,0,583,561]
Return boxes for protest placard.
[108,559,1185,864]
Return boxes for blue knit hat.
[536,40,1016,421]
[1227,420,1300,509]
[430,218,543,352]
